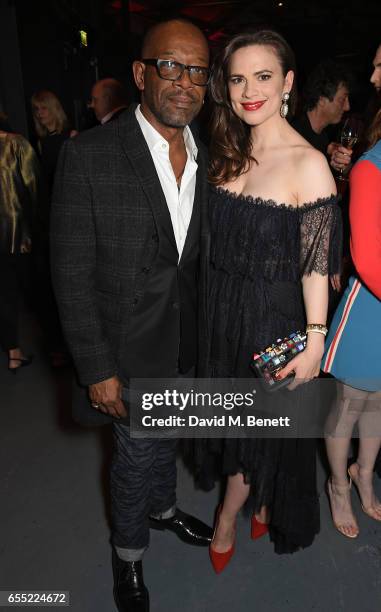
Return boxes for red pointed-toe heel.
[209,542,235,574]
[251,515,269,540]
[209,506,235,574]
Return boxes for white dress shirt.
[135,104,198,259]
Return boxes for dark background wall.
[0,0,28,136]
[0,0,380,139]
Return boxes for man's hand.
[88,376,127,418]
[328,142,353,173]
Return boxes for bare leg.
[211,473,250,553]
[254,505,270,524]
[326,441,359,537]
[349,391,381,518]
[325,383,365,537]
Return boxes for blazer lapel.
[117,106,178,254]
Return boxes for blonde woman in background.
[31,90,77,367]
[31,90,77,193]
[0,116,40,371]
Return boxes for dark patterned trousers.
[110,419,177,558]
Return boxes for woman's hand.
[330,273,342,292]
[276,335,325,390]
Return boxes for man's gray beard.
[156,104,198,129]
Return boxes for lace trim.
[213,186,339,212]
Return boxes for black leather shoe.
[149,508,213,546]
[112,551,149,612]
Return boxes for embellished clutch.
[250,331,307,392]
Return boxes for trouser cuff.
[149,504,176,520]
[115,546,147,562]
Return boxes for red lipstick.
[241,101,266,111]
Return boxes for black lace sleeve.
[300,197,343,276]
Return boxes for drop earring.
[280,92,290,118]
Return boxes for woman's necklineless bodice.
[214,186,338,212]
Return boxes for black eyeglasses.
[141,58,210,86]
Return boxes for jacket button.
[133,298,138,305]
[141,267,150,273]
[172,301,179,310]
[151,234,158,242]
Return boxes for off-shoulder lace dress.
[201,186,342,554]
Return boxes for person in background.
[88,78,129,124]
[0,111,12,132]
[293,60,352,174]
[294,60,354,302]
[361,42,381,146]
[31,90,76,367]
[31,90,77,193]
[322,47,381,538]
[370,43,381,95]
[0,122,41,371]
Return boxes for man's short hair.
[303,60,350,111]
[141,17,206,58]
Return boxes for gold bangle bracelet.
[306,323,328,336]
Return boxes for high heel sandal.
[326,477,359,539]
[209,506,235,574]
[251,515,269,540]
[348,465,381,522]
[8,356,33,374]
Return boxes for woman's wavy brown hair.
[366,107,381,150]
[209,30,297,186]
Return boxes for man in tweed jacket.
[51,18,212,612]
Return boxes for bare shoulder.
[292,145,336,203]
[294,144,326,168]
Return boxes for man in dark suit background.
[51,18,212,612]
[292,59,353,172]
[89,78,129,124]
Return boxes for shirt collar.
[100,106,127,124]
[135,104,198,160]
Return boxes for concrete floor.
[1,314,381,612]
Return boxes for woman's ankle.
[357,466,374,476]
[219,508,237,527]
[330,475,350,489]
[255,506,270,524]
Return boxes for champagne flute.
[337,116,360,181]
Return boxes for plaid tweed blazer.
[50,105,210,388]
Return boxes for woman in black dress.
[204,31,341,569]
[31,90,77,193]
[31,90,77,366]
